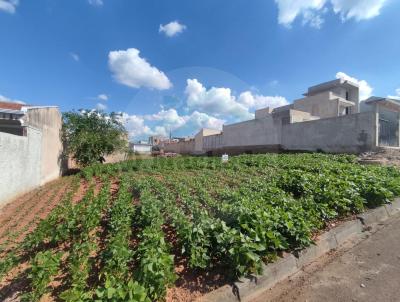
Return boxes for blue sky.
[0,0,399,140]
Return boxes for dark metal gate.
[379,118,398,147]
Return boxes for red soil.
[0,176,227,302]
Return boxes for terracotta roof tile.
[0,102,27,110]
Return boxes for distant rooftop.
[0,101,28,111]
[364,97,400,110]
[0,101,59,112]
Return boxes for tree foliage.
[62,110,128,167]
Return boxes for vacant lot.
[0,154,399,302]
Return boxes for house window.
[345,107,350,115]
[345,91,349,100]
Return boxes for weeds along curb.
[198,197,400,302]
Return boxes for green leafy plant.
[62,110,128,167]
[22,251,62,302]
[3,153,400,301]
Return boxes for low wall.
[164,140,195,154]
[68,151,128,169]
[105,151,128,163]
[222,117,281,148]
[0,127,42,206]
[281,112,377,153]
[203,134,223,152]
[206,144,282,156]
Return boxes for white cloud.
[120,108,224,140]
[302,9,325,29]
[336,72,373,101]
[96,103,107,111]
[145,108,187,127]
[108,48,172,90]
[186,111,225,130]
[184,79,288,120]
[274,0,388,28]
[0,94,25,104]
[70,52,80,62]
[185,79,252,120]
[0,0,18,14]
[145,108,224,133]
[121,114,154,138]
[119,79,288,140]
[97,94,108,101]
[274,0,326,28]
[159,21,187,37]
[88,0,103,7]
[331,0,387,21]
[238,91,288,110]
[388,88,400,100]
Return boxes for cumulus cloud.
[145,108,186,128]
[238,91,288,110]
[145,108,224,134]
[121,108,224,140]
[186,111,225,130]
[184,79,288,120]
[302,9,325,29]
[0,94,25,104]
[185,79,252,120]
[0,0,18,14]
[118,79,287,140]
[121,114,153,138]
[108,48,172,90]
[275,0,326,28]
[331,0,387,21]
[159,21,187,37]
[88,0,103,7]
[336,72,373,101]
[274,0,388,28]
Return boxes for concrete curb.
[197,199,400,302]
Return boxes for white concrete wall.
[164,140,195,154]
[163,112,378,155]
[194,129,222,153]
[0,127,42,206]
[331,86,359,111]
[203,134,223,151]
[293,91,340,118]
[281,112,377,153]
[133,145,152,154]
[290,110,319,123]
[222,116,281,147]
[27,108,63,184]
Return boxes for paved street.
[254,215,400,302]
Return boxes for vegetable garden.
[0,153,399,301]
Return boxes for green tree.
[63,110,128,167]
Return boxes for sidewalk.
[254,214,400,302]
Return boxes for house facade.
[0,102,64,205]
[164,79,400,155]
